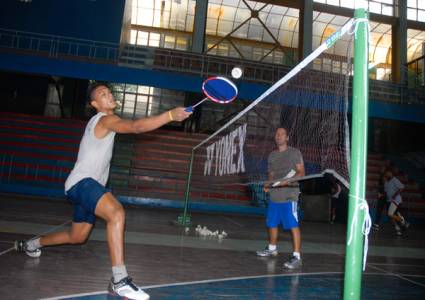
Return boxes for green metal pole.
[177,149,194,226]
[343,9,369,300]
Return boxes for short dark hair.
[86,82,109,104]
[276,126,290,135]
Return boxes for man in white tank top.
[15,83,191,300]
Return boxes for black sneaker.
[14,240,41,258]
[108,277,150,300]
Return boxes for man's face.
[384,171,392,180]
[90,85,117,111]
[274,128,289,146]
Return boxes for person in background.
[330,180,342,224]
[384,168,409,236]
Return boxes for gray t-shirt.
[268,147,304,203]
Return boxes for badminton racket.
[219,169,346,187]
[185,76,238,112]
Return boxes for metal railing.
[119,45,292,84]
[407,55,425,89]
[121,44,425,105]
[0,28,423,105]
[0,28,119,62]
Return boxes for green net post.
[176,149,194,226]
[343,8,369,300]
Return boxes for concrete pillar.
[422,42,425,86]
[192,0,208,53]
[392,0,407,85]
[298,0,313,61]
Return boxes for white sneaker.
[14,240,41,258]
[108,277,150,300]
[403,222,410,229]
[400,218,410,229]
[256,246,278,257]
[284,255,302,269]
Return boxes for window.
[112,83,185,119]
[407,0,425,22]
[313,0,396,16]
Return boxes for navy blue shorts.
[66,178,108,224]
[266,200,299,230]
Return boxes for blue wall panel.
[0,51,424,124]
[0,0,125,43]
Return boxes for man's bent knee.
[95,193,125,223]
[110,205,125,224]
[69,233,89,244]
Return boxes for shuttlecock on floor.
[195,224,228,239]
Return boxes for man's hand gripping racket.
[264,169,339,192]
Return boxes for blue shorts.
[266,200,299,230]
[66,178,108,224]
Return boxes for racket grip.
[185,106,193,112]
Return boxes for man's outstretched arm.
[96,107,191,137]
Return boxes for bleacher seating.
[109,131,251,205]
[0,112,83,197]
[0,113,251,209]
[1,112,424,219]
[402,151,425,171]
[367,153,425,221]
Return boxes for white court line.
[396,274,425,278]
[42,271,398,300]
[0,246,15,256]
[368,264,425,288]
[222,216,244,228]
[369,262,425,268]
[0,240,15,244]
[0,220,71,257]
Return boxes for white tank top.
[65,112,116,192]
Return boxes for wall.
[372,118,425,154]
[0,71,49,114]
[1,50,425,124]
[0,0,126,43]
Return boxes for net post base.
[174,214,192,226]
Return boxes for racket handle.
[187,97,208,112]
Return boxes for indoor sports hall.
[1,1,425,299]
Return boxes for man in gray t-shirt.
[268,147,304,203]
[256,127,305,270]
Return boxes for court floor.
[1,194,424,299]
